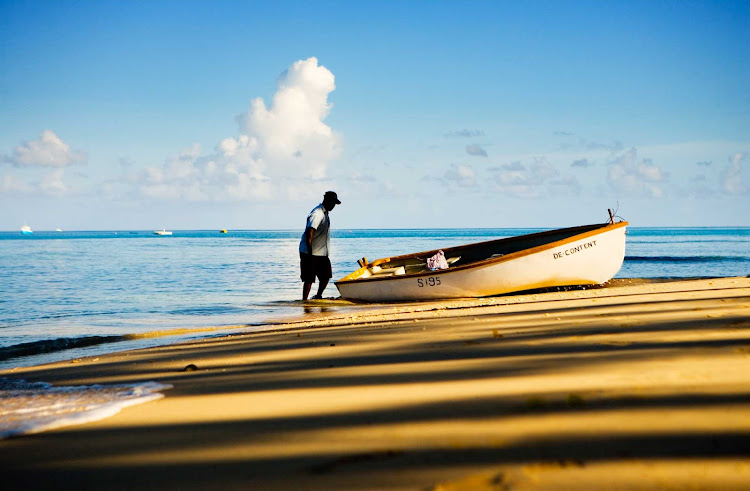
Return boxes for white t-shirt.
[298,204,330,256]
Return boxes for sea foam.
[0,378,171,439]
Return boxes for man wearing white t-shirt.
[299,191,341,300]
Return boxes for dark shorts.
[300,252,332,283]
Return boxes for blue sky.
[1,0,748,230]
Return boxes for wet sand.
[1,277,749,490]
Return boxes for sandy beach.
[1,277,749,490]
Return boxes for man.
[299,191,341,300]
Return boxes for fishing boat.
[21,225,32,235]
[335,214,628,302]
[153,229,172,236]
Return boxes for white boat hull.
[336,222,627,302]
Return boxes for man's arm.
[305,226,314,254]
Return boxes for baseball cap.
[324,191,341,204]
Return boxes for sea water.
[1,227,748,371]
[0,378,171,438]
[0,227,748,438]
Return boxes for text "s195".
[417,277,441,288]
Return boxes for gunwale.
[335,221,628,285]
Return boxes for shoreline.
[0,277,720,371]
[1,276,749,489]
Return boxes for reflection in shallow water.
[303,305,334,315]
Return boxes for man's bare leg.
[314,278,329,299]
[303,282,313,301]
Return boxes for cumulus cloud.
[4,130,87,167]
[444,164,476,187]
[492,158,562,198]
[465,144,488,157]
[0,168,76,196]
[420,164,477,189]
[444,129,484,138]
[722,152,747,195]
[607,148,667,198]
[139,137,271,201]
[39,169,70,196]
[236,57,340,180]
[136,58,341,202]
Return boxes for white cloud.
[0,169,76,196]
[722,152,747,195]
[139,137,270,201]
[136,58,340,202]
[636,160,665,181]
[466,144,488,157]
[5,130,87,167]
[39,169,70,196]
[420,164,477,189]
[492,158,559,198]
[607,148,667,198]
[237,57,341,180]
[444,164,476,187]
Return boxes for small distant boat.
[220,229,228,233]
[336,214,628,302]
[21,225,33,235]
[153,229,172,236]
[55,228,63,232]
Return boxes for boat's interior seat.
[369,265,406,276]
